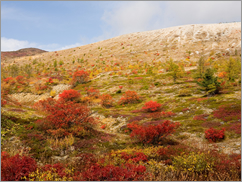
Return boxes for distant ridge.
[1,48,47,62]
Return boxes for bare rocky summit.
[3,22,241,66]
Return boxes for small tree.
[197,68,221,96]
[168,59,183,83]
[54,60,57,67]
[225,57,241,81]
[197,56,205,78]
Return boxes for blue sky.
[1,1,241,52]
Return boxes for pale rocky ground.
[4,22,241,67]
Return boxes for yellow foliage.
[28,168,74,181]
[47,134,75,150]
[128,65,133,69]
[172,152,214,173]
[50,90,56,97]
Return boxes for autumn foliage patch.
[35,99,93,137]
[213,104,241,122]
[119,152,148,163]
[59,89,81,102]
[71,70,89,86]
[193,114,209,121]
[74,163,147,181]
[142,101,162,112]
[1,151,37,181]
[205,127,225,142]
[149,111,175,120]
[127,120,180,144]
[85,87,100,98]
[118,91,140,105]
[100,94,114,108]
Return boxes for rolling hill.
[2,22,241,67]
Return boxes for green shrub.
[197,68,221,95]
[178,89,192,97]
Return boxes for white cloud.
[101,2,163,37]
[99,1,241,39]
[163,1,241,28]
[1,37,37,51]
[1,37,82,52]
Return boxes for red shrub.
[46,78,54,84]
[32,97,56,112]
[182,108,189,112]
[41,163,67,178]
[118,91,140,105]
[1,152,37,181]
[142,101,162,112]
[15,75,25,84]
[209,150,241,176]
[227,122,241,134]
[120,152,148,163]
[36,99,93,137]
[3,77,14,84]
[100,94,114,108]
[196,97,208,102]
[205,128,225,142]
[157,144,197,161]
[74,163,147,181]
[193,114,209,121]
[201,121,221,128]
[35,84,48,91]
[85,87,100,98]
[59,89,81,102]
[101,124,106,129]
[213,104,241,122]
[75,153,98,171]
[149,111,175,120]
[71,70,89,86]
[1,92,7,107]
[127,120,180,144]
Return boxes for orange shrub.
[85,87,100,98]
[59,89,81,102]
[100,94,114,108]
[118,91,140,105]
[142,101,162,112]
[71,70,89,86]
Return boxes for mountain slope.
[4,22,240,67]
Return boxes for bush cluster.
[100,94,114,108]
[1,152,37,181]
[205,127,225,142]
[127,120,180,144]
[142,101,162,112]
[118,91,140,105]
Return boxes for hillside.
[1,22,241,181]
[1,48,47,62]
[2,22,241,67]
